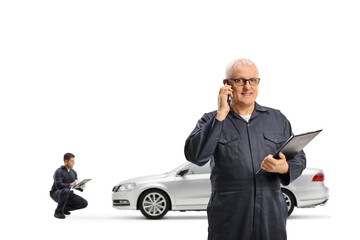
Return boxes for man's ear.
[223,79,227,85]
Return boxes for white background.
[1,0,359,239]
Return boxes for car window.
[188,162,211,175]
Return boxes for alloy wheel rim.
[282,192,291,211]
[143,193,166,216]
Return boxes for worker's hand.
[71,180,79,189]
[216,84,233,121]
[261,152,289,174]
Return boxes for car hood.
[117,173,169,185]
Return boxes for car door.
[173,162,211,210]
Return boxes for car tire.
[281,188,296,217]
[139,189,170,219]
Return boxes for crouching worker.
[50,153,88,219]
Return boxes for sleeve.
[184,112,224,166]
[54,169,71,189]
[278,118,307,186]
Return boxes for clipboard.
[72,179,92,188]
[256,129,322,176]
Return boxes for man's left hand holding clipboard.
[260,152,289,175]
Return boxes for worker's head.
[223,58,260,108]
[64,153,75,169]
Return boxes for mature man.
[50,153,88,219]
[184,58,306,240]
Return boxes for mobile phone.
[225,80,230,102]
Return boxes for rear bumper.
[295,185,329,208]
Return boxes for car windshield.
[167,163,189,174]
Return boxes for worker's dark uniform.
[50,166,88,213]
[184,102,306,240]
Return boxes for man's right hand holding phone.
[216,84,233,121]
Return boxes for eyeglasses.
[226,78,260,86]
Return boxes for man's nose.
[243,80,251,88]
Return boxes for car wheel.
[139,189,170,219]
[281,189,295,217]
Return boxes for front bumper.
[112,191,138,210]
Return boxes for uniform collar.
[254,102,268,112]
[61,165,71,172]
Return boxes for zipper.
[66,168,72,186]
[246,122,257,232]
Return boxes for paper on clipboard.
[72,179,92,188]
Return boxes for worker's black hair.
[64,153,75,161]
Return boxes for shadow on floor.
[68,214,207,221]
[288,214,331,220]
[67,212,330,221]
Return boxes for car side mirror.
[177,167,189,176]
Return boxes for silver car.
[112,162,329,219]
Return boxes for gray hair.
[225,58,258,78]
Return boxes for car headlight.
[118,183,136,192]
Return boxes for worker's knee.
[80,199,88,209]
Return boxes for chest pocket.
[218,134,239,145]
[263,132,287,155]
[217,134,240,163]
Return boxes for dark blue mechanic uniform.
[184,102,306,240]
[50,166,88,213]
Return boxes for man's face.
[226,64,259,107]
[65,157,75,169]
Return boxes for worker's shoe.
[64,210,71,215]
[54,210,65,219]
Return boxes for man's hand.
[71,180,79,189]
[261,152,289,174]
[216,84,233,121]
